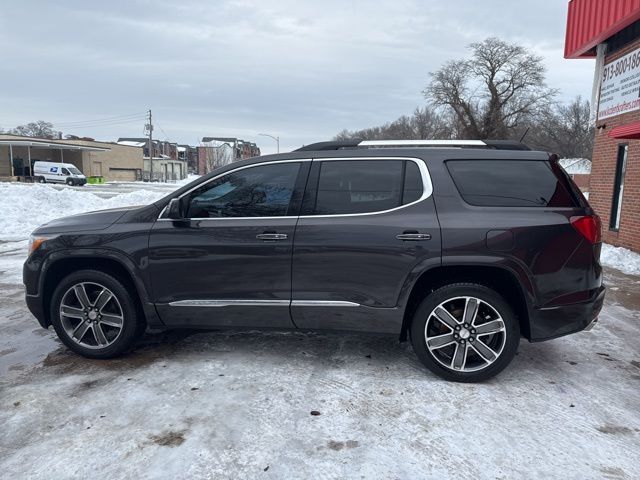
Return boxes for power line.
[53,112,148,128]
[56,118,149,131]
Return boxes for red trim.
[565,0,640,59]
[608,121,640,139]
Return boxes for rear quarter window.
[446,160,578,207]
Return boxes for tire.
[50,270,145,359]
[38,177,46,184]
[66,178,75,186]
[410,283,520,382]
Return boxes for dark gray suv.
[23,140,605,382]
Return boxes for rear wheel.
[50,270,145,358]
[38,177,46,184]
[410,283,520,382]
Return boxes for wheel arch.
[399,263,533,342]
[40,253,159,328]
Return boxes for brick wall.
[571,173,590,190]
[591,38,640,252]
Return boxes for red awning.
[609,121,640,139]
[565,0,640,59]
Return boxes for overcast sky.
[0,0,595,154]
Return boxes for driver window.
[186,163,300,218]
[61,168,70,175]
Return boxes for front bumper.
[529,285,606,342]
[25,292,48,328]
[23,259,48,328]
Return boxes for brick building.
[197,137,260,174]
[565,0,640,252]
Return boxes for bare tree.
[10,120,56,138]
[521,96,594,159]
[424,38,557,139]
[334,106,450,141]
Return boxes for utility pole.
[147,109,154,181]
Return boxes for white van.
[33,161,87,186]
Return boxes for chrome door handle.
[396,233,431,241]
[256,233,288,241]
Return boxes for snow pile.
[600,243,640,276]
[559,158,591,175]
[0,183,168,243]
[106,174,200,188]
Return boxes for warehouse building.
[117,138,188,182]
[0,134,143,181]
[565,0,640,252]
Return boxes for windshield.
[68,167,83,175]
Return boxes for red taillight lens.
[571,215,602,244]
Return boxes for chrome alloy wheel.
[59,282,125,349]
[424,296,507,372]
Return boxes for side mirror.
[166,198,184,219]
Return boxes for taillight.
[570,215,602,244]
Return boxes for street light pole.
[259,133,280,153]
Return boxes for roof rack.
[295,139,531,152]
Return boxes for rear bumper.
[529,285,606,342]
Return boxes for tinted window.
[186,163,300,218]
[447,160,577,207]
[314,160,404,215]
[402,161,423,204]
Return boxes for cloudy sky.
[1,0,594,153]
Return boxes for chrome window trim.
[169,299,361,307]
[156,156,433,221]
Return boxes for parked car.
[33,161,87,186]
[23,140,604,382]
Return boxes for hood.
[33,206,141,235]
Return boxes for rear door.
[290,157,441,333]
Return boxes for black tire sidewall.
[50,270,141,358]
[410,283,520,382]
[66,179,74,186]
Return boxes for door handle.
[396,232,431,241]
[256,233,288,241]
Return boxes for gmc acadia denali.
[23,139,605,382]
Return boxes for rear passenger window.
[403,161,423,204]
[446,160,577,207]
[311,160,423,215]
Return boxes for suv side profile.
[23,140,605,382]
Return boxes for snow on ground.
[0,179,639,478]
[601,243,640,276]
[0,178,198,283]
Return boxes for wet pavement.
[1,269,639,479]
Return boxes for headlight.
[28,235,58,256]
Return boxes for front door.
[291,157,441,333]
[149,160,309,328]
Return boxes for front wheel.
[410,283,520,382]
[50,270,145,358]
[66,178,75,186]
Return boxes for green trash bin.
[87,176,105,184]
